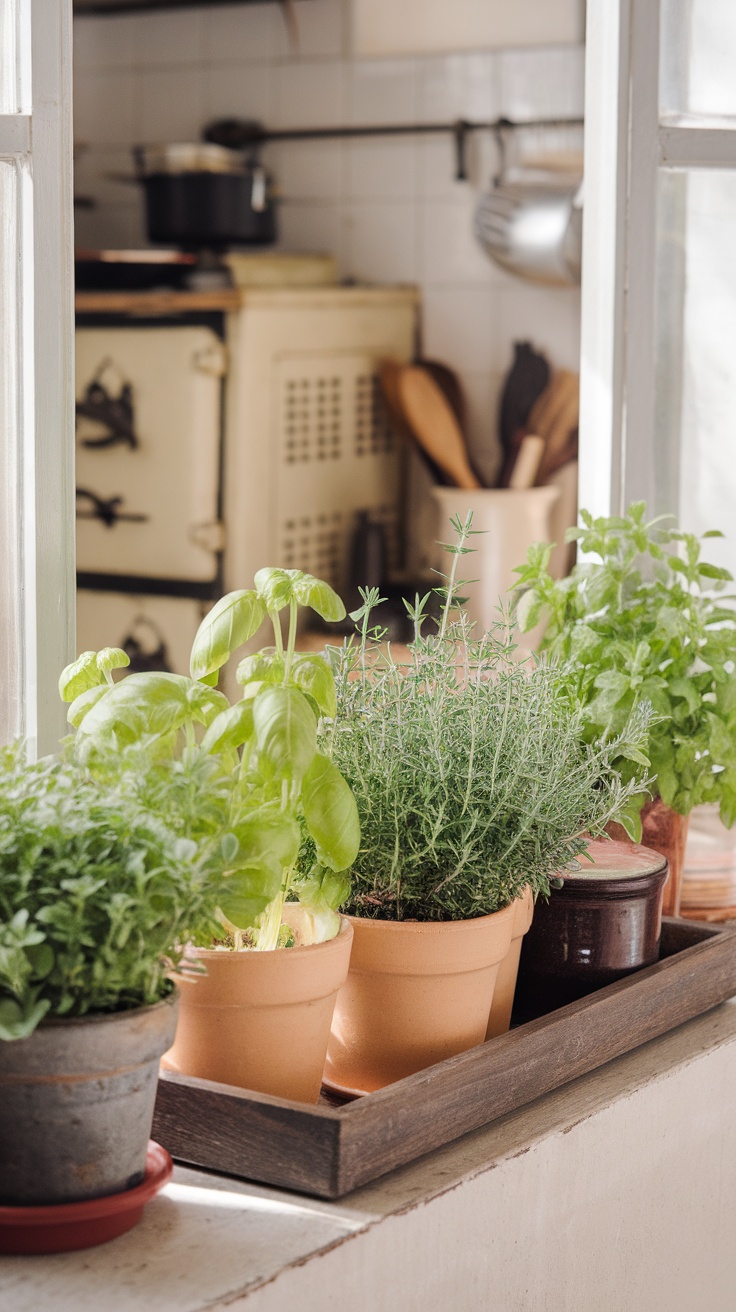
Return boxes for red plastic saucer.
[0,1141,173,1256]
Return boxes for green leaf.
[254,567,297,612]
[0,996,51,1042]
[67,683,111,728]
[96,647,130,677]
[516,588,543,633]
[292,575,346,623]
[58,652,105,703]
[698,563,733,582]
[235,650,284,687]
[301,751,360,871]
[291,654,337,718]
[669,677,702,717]
[200,701,255,755]
[76,672,228,746]
[190,591,266,681]
[218,861,284,931]
[233,808,301,870]
[252,685,317,782]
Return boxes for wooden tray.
[152,918,736,1200]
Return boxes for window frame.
[578,0,736,519]
[0,0,75,754]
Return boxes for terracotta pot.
[164,911,353,1104]
[515,838,668,1021]
[485,887,534,1039]
[607,796,690,917]
[324,902,516,1095]
[641,797,690,917]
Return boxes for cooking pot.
[475,177,583,287]
[133,143,276,250]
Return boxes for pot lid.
[561,838,667,880]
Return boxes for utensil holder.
[432,485,560,636]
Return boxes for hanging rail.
[204,115,584,182]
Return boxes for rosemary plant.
[328,516,651,922]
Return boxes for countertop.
[74,285,419,316]
[2,1000,736,1312]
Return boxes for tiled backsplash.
[73,0,584,483]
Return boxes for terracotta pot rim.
[188,914,353,962]
[36,989,179,1032]
[345,904,517,934]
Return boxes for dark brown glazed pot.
[514,838,668,1020]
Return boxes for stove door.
[75,325,224,583]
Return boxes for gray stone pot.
[0,991,178,1206]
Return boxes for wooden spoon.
[397,365,481,490]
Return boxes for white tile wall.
[73,0,584,478]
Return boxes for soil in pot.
[323,902,516,1095]
[514,838,668,1021]
[485,886,534,1040]
[0,993,178,1207]
[164,910,353,1104]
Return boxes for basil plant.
[59,570,360,951]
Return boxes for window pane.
[0,0,20,113]
[0,159,21,740]
[655,169,736,572]
[661,0,736,121]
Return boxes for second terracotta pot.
[324,903,516,1095]
[485,887,534,1039]
[164,911,353,1104]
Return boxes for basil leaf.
[292,654,337,718]
[292,575,346,622]
[58,652,105,703]
[252,685,317,782]
[67,683,110,728]
[218,861,284,930]
[190,590,266,681]
[301,751,360,871]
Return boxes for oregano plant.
[514,502,736,831]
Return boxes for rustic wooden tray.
[152,918,736,1200]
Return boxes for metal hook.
[493,118,512,187]
[452,120,471,182]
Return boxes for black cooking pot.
[134,144,276,250]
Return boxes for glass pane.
[661,0,736,121]
[0,0,20,114]
[0,159,21,740]
[654,169,736,573]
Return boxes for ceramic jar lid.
[560,837,667,882]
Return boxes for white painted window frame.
[578,0,736,519]
[0,0,75,754]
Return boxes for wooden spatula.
[397,365,481,490]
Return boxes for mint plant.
[514,502,736,830]
[60,569,360,951]
[328,516,650,922]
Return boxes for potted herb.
[0,742,240,1210]
[514,502,736,914]
[322,518,649,1094]
[65,570,360,1103]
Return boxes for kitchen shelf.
[153,917,736,1200]
[74,1,289,13]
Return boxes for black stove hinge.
[76,487,149,528]
[76,361,140,450]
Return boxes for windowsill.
[2,999,735,1309]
